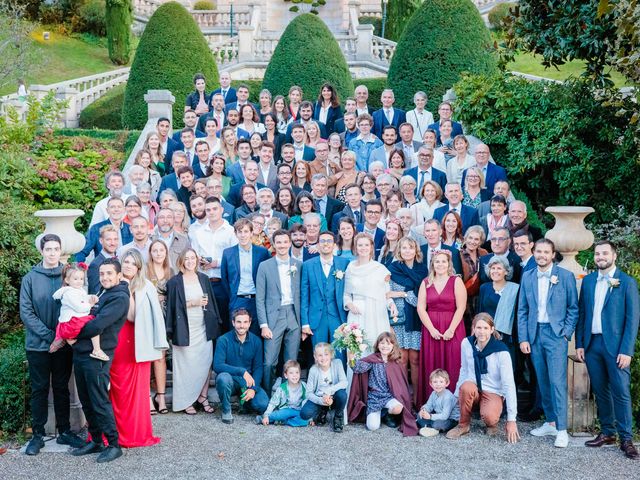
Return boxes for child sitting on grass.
[417,369,459,437]
[256,360,309,427]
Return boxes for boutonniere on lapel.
[550,275,559,285]
[608,278,620,290]
[288,265,298,277]
[333,269,345,281]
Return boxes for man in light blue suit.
[220,218,272,335]
[576,240,640,459]
[301,231,349,350]
[517,238,578,448]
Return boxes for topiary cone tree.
[262,14,353,102]
[122,1,219,129]
[387,0,498,112]
[106,0,133,65]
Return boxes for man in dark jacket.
[70,258,130,463]
[20,234,85,455]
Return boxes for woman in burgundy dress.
[110,249,168,448]
[416,250,467,406]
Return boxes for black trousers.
[26,347,73,435]
[211,281,230,332]
[73,354,119,446]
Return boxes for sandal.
[184,405,197,415]
[153,393,169,414]
[89,350,110,362]
[150,395,158,416]
[197,394,215,413]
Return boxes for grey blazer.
[256,257,302,328]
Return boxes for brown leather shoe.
[585,433,617,447]
[446,424,470,440]
[620,440,639,460]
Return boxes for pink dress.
[417,276,465,406]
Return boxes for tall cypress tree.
[106,0,133,65]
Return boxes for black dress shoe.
[382,414,399,428]
[585,433,617,447]
[620,440,639,460]
[57,431,86,448]
[332,412,344,433]
[96,445,123,463]
[25,435,44,456]
[315,407,329,426]
[71,441,105,456]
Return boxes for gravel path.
[1,414,636,480]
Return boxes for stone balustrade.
[133,0,251,29]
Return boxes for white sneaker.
[530,422,558,437]
[554,430,569,448]
[419,427,440,438]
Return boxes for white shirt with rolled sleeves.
[192,220,237,278]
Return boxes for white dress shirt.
[319,106,329,125]
[426,242,443,266]
[90,194,131,227]
[193,220,238,278]
[592,267,616,334]
[277,258,294,306]
[536,268,552,323]
[237,245,256,295]
[321,258,333,278]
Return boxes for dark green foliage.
[385,0,421,41]
[453,72,640,224]
[0,196,41,334]
[388,0,498,112]
[79,83,125,129]
[0,330,30,434]
[105,0,132,65]
[487,2,516,31]
[230,79,264,104]
[507,0,618,87]
[355,77,387,110]
[358,16,381,36]
[72,0,107,36]
[122,2,219,129]
[262,14,353,102]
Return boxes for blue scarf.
[388,260,428,332]
[468,335,509,392]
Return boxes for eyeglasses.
[366,210,382,215]
[318,239,334,244]
[377,183,391,187]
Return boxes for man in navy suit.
[227,160,265,208]
[198,93,226,133]
[289,124,316,161]
[405,146,447,197]
[221,218,272,335]
[518,239,578,449]
[419,219,463,274]
[513,230,537,273]
[285,102,327,142]
[210,71,237,106]
[355,199,385,258]
[427,101,464,143]
[331,183,366,232]
[224,84,253,114]
[192,140,211,179]
[372,89,406,138]
[479,227,522,284]
[158,151,188,198]
[433,183,479,234]
[87,226,119,295]
[301,231,349,347]
[311,173,344,230]
[461,143,507,195]
[576,240,640,459]
[172,109,205,144]
[333,98,356,134]
[156,117,179,173]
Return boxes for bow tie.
[276,259,290,267]
[537,270,551,279]
[597,273,610,282]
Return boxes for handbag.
[464,272,480,297]
[389,298,406,327]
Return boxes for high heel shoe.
[196,394,215,413]
[152,392,169,414]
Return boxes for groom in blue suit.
[518,238,578,448]
[220,218,272,334]
[301,231,349,361]
[576,240,640,459]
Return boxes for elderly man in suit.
[576,240,640,459]
[372,89,406,138]
[221,219,272,335]
[256,230,303,392]
[479,226,522,284]
[433,183,480,234]
[151,208,190,271]
[419,219,463,274]
[518,239,578,448]
[461,143,508,195]
[211,71,237,105]
[301,231,349,348]
[405,146,447,198]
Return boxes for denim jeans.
[215,372,269,414]
[300,389,347,420]
[266,407,309,427]
[416,417,457,431]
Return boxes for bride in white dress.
[343,233,398,350]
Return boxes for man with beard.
[256,188,288,227]
[289,223,307,263]
[151,208,190,270]
[188,194,208,248]
[117,216,152,262]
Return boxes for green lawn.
[508,52,629,87]
[0,28,122,96]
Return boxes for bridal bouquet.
[332,323,369,367]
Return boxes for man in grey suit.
[518,238,578,448]
[369,124,398,168]
[256,230,302,392]
[256,141,278,191]
[395,122,422,168]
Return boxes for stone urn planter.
[34,209,85,261]
[544,206,595,277]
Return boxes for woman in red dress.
[416,250,467,406]
[110,249,169,448]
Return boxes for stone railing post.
[237,25,254,62]
[144,89,175,124]
[355,24,374,61]
[56,87,79,128]
[28,85,50,102]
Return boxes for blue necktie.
[537,270,551,279]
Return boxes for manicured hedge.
[262,14,354,102]
[0,330,30,435]
[79,83,125,130]
[388,0,498,112]
[122,2,219,129]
